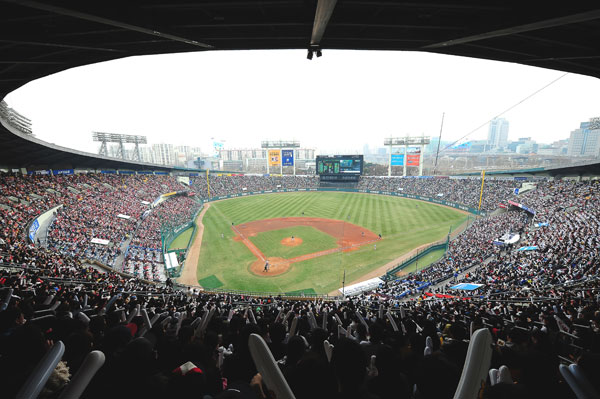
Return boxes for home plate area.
[232,217,380,277]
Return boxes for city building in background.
[218,147,316,173]
[515,137,538,154]
[152,143,175,165]
[568,117,600,157]
[487,117,509,149]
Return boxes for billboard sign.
[407,148,421,166]
[391,154,404,166]
[52,169,74,175]
[268,149,281,166]
[27,170,51,175]
[213,141,224,158]
[282,149,294,166]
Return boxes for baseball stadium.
[1,3,600,399]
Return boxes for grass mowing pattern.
[196,192,467,294]
[249,226,338,259]
[168,227,193,250]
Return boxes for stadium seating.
[1,172,598,398]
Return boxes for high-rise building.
[138,146,155,163]
[173,145,202,166]
[568,117,600,157]
[487,118,509,149]
[152,143,175,165]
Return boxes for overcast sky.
[5,50,600,155]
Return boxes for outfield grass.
[196,192,467,294]
[249,226,338,259]
[168,227,193,250]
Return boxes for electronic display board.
[316,155,363,175]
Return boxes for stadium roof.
[1,1,600,171]
[462,160,600,178]
[1,1,600,100]
[0,121,172,171]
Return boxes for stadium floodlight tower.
[261,140,300,175]
[384,135,431,177]
[92,132,148,161]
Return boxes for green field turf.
[168,227,193,250]
[194,192,468,294]
[395,248,446,277]
[249,226,338,259]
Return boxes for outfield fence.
[203,187,486,216]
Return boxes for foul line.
[232,225,266,262]
[232,224,381,265]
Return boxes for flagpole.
[478,170,486,214]
[342,269,346,298]
[433,112,445,176]
[206,169,210,198]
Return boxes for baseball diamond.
[191,191,468,294]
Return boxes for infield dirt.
[234,217,380,277]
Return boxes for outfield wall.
[203,187,486,216]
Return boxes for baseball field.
[187,191,468,295]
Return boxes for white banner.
[117,214,131,220]
[165,252,179,269]
[91,238,110,246]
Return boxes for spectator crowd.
[0,172,599,398]
[358,176,519,212]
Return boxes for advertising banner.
[268,149,281,166]
[391,154,404,166]
[213,141,224,158]
[52,169,74,175]
[28,219,39,242]
[407,153,420,166]
[27,170,51,175]
[507,200,536,215]
[282,149,294,166]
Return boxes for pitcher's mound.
[281,237,302,247]
[249,257,290,276]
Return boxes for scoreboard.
[316,155,363,177]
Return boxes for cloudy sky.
[5,49,600,155]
